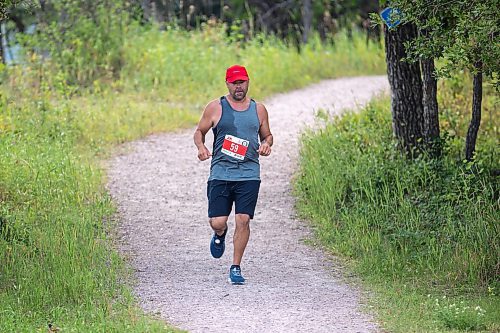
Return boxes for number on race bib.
[221,134,249,160]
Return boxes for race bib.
[221,134,249,160]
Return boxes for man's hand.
[257,142,272,156]
[198,146,212,161]
[256,103,272,157]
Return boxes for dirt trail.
[107,76,389,333]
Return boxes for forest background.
[0,1,498,332]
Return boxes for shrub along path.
[107,76,388,332]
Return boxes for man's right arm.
[194,101,216,161]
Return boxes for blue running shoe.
[210,228,227,258]
[229,265,245,285]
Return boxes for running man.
[193,65,273,284]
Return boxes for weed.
[433,297,487,331]
[295,78,499,331]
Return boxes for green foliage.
[120,25,385,101]
[1,25,385,331]
[369,283,499,333]
[0,0,35,20]
[389,0,499,85]
[438,71,499,146]
[297,96,498,287]
[433,297,487,331]
[19,0,129,87]
[295,77,499,331]
[0,92,183,332]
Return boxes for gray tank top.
[209,96,260,181]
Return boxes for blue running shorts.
[207,180,261,219]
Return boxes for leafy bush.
[296,87,499,289]
[19,0,128,88]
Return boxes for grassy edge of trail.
[294,84,499,332]
[0,29,385,332]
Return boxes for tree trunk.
[0,22,4,65]
[141,0,152,22]
[421,57,440,155]
[301,0,312,44]
[465,61,483,161]
[384,23,424,155]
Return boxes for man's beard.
[232,90,246,101]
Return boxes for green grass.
[370,282,499,332]
[0,26,385,332]
[120,24,385,101]
[295,78,499,332]
[0,95,183,332]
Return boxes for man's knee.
[235,214,251,228]
[209,216,228,231]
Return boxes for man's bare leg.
[209,216,228,235]
[209,216,228,259]
[233,213,250,265]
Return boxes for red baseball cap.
[225,65,249,83]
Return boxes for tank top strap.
[213,96,228,142]
[220,96,228,112]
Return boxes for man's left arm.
[257,103,273,156]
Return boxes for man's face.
[226,80,249,101]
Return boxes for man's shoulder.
[205,98,223,112]
[255,101,268,113]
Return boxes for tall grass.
[0,26,385,331]
[0,93,181,332]
[120,24,385,101]
[295,78,499,332]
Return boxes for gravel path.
[107,76,389,333]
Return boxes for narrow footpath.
[107,76,389,333]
